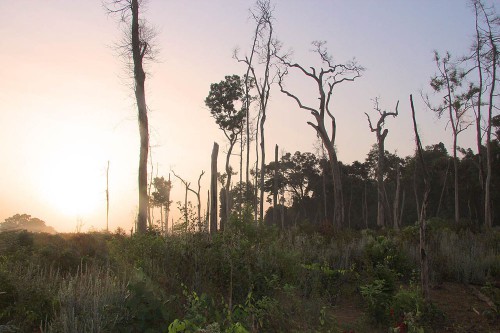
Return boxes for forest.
[1,0,500,332]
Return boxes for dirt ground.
[330,282,499,333]
[430,282,499,333]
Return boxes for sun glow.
[39,141,107,217]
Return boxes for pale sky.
[0,0,486,232]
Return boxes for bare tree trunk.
[365,100,399,228]
[410,94,430,302]
[254,113,260,224]
[485,40,496,229]
[393,162,400,230]
[210,143,219,233]
[413,163,421,219]
[474,5,485,224]
[399,190,406,227]
[383,184,393,228]
[364,182,368,228]
[259,115,266,222]
[105,0,154,234]
[224,140,236,229]
[148,149,153,228]
[436,159,450,217]
[206,190,210,231]
[165,173,171,235]
[377,142,385,228]
[322,164,328,222]
[239,119,244,216]
[273,144,278,225]
[348,181,353,229]
[195,171,205,229]
[131,0,150,234]
[453,134,460,223]
[106,161,110,232]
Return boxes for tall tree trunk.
[399,190,406,227]
[377,140,385,228]
[436,159,450,217]
[148,149,153,228]
[106,161,110,232]
[273,144,278,225]
[223,140,236,229]
[485,42,496,229]
[393,162,401,230]
[410,94,430,302]
[322,163,328,222]
[165,173,171,235]
[473,0,485,225]
[239,120,244,216]
[210,143,219,233]
[131,0,149,234]
[184,184,188,230]
[259,115,266,222]
[348,181,353,229]
[254,112,260,224]
[206,190,210,231]
[329,147,344,229]
[453,134,459,223]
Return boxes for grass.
[0,220,498,332]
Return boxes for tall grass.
[43,264,127,333]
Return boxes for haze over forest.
[0,0,496,232]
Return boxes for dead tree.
[235,0,275,222]
[106,161,110,232]
[190,171,205,229]
[172,170,191,229]
[273,144,278,225]
[410,94,430,302]
[464,0,498,228]
[171,170,204,231]
[393,162,401,230]
[364,99,399,228]
[104,0,157,234]
[473,0,498,229]
[277,41,364,228]
[210,143,219,233]
[425,51,473,224]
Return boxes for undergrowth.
[0,218,498,332]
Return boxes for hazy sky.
[0,0,487,232]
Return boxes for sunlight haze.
[0,0,482,232]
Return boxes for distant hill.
[0,213,57,234]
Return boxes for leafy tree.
[205,75,245,229]
[0,214,56,234]
[151,176,172,234]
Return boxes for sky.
[0,0,490,233]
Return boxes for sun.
[39,143,106,217]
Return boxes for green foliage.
[364,235,411,280]
[360,278,394,325]
[205,75,245,135]
[116,268,172,332]
[0,214,56,234]
[0,220,498,331]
